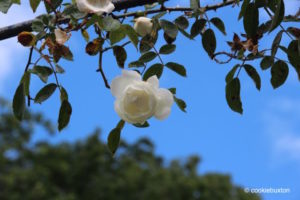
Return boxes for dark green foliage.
[58,100,72,131]
[202,29,216,58]
[12,83,25,121]
[0,101,261,200]
[226,78,243,114]
[243,3,259,38]
[271,60,289,89]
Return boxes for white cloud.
[262,97,300,165]
[0,2,44,93]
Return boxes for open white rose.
[76,0,115,15]
[133,17,153,37]
[111,70,173,124]
[54,29,70,45]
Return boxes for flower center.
[123,87,153,116]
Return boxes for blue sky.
[1,0,300,199]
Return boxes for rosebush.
[0,0,299,154]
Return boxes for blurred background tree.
[0,97,260,200]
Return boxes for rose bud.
[134,17,153,37]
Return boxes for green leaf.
[190,0,200,9]
[116,120,125,130]
[31,19,44,32]
[30,0,41,12]
[210,17,226,35]
[55,64,65,74]
[269,0,285,33]
[238,0,250,20]
[34,83,57,104]
[244,64,261,90]
[60,86,68,102]
[0,0,12,13]
[160,20,178,39]
[260,56,274,70]
[107,128,121,155]
[13,83,25,121]
[133,121,150,128]
[20,72,31,96]
[226,64,240,83]
[44,0,62,12]
[123,24,139,49]
[81,29,90,42]
[128,61,145,68]
[139,51,157,63]
[100,16,121,31]
[165,62,187,77]
[202,29,216,58]
[243,3,259,38]
[85,14,100,28]
[139,34,157,53]
[287,40,300,79]
[226,78,243,114]
[255,0,268,8]
[271,60,289,89]
[174,96,187,112]
[143,63,164,81]
[190,19,206,38]
[169,88,176,94]
[178,27,192,40]
[58,100,72,131]
[61,46,73,61]
[31,65,53,83]
[174,15,189,30]
[110,27,126,45]
[113,46,127,68]
[11,0,20,4]
[271,30,283,57]
[159,44,176,55]
[152,11,167,19]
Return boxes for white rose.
[54,29,70,45]
[111,70,173,124]
[133,17,153,37]
[76,0,115,15]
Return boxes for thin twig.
[98,50,110,89]
[101,41,131,53]
[24,46,34,107]
[264,7,294,40]
[24,47,34,72]
[152,46,164,65]
[33,47,61,92]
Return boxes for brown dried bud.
[17,31,36,47]
[228,33,244,51]
[85,39,103,56]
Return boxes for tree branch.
[0,0,240,41]
[0,0,166,41]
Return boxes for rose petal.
[54,29,70,45]
[147,75,159,88]
[76,0,115,15]
[154,88,174,120]
[110,70,141,98]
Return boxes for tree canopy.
[0,99,261,200]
